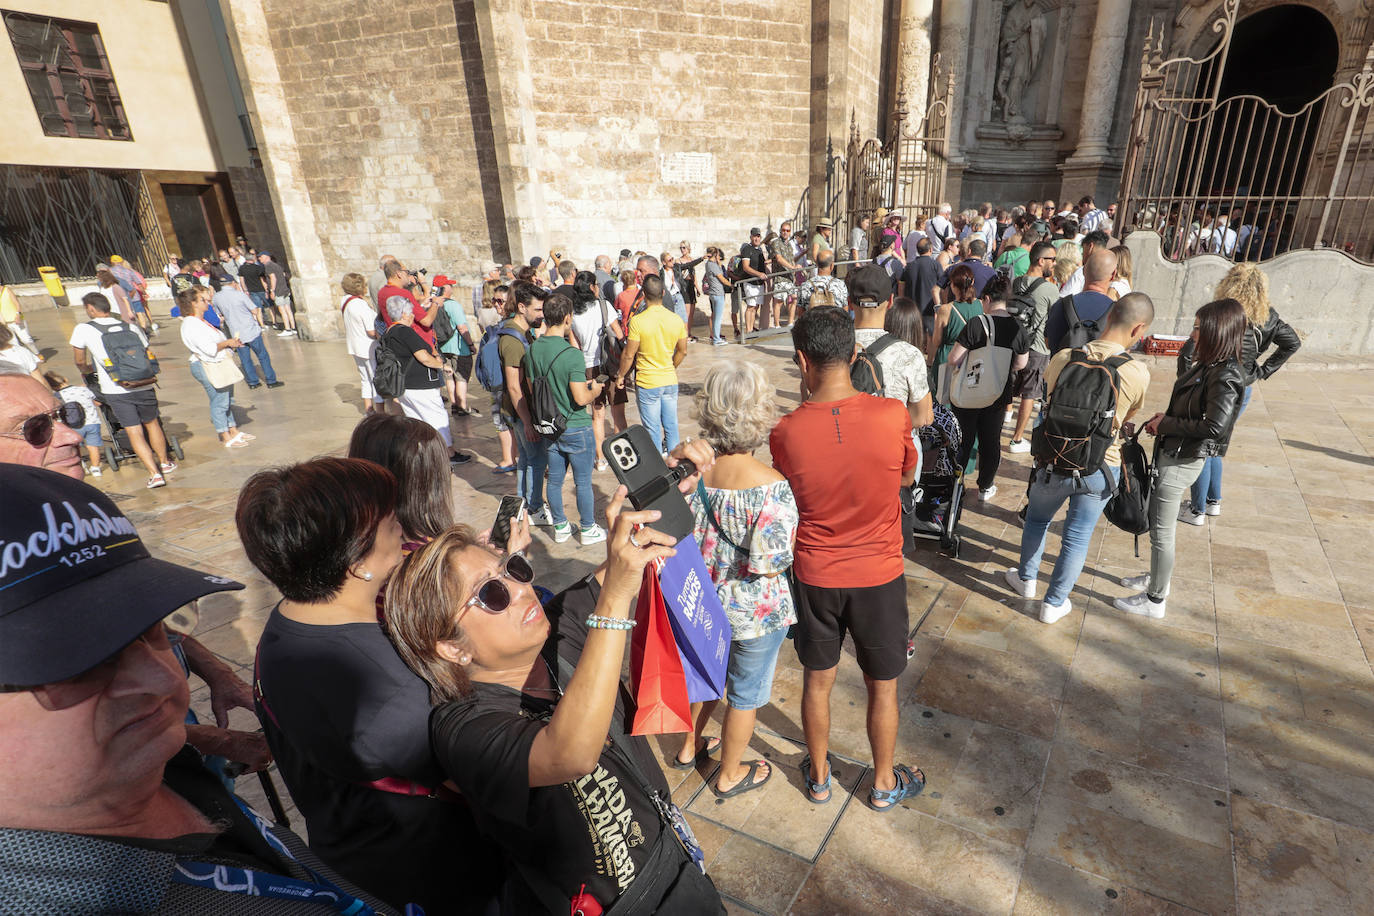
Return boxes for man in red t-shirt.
[377,261,441,347]
[770,305,925,813]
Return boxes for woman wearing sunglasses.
[385,443,726,915]
[237,457,503,915]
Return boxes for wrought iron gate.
[845,54,952,247]
[1117,0,1374,264]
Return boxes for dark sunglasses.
[1,402,84,448]
[462,554,535,616]
[0,606,198,711]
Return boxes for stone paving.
[24,302,1374,914]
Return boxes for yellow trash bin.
[37,266,68,306]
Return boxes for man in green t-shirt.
[524,292,607,545]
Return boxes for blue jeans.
[545,425,597,528]
[635,384,679,453]
[236,334,278,386]
[1190,385,1253,507]
[511,417,548,513]
[189,361,235,434]
[1018,466,1118,607]
[709,293,726,341]
[248,291,267,316]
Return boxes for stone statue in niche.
[994,0,1047,122]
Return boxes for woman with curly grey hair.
[672,362,799,799]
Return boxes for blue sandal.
[867,764,925,812]
[800,753,834,805]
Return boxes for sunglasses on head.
[2,402,84,449]
[0,606,199,711]
[462,554,535,616]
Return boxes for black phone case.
[601,426,695,543]
[490,497,523,551]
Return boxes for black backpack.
[431,302,457,347]
[850,333,899,396]
[521,344,568,439]
[1031,349,1131,479]
[373,328,407,400]
[597,298,625,381]
[1055,295,1103,351]
[96,322,159,388]
[1006,277,1048,337]
[1104,431,1154,557]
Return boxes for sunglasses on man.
[1,402,84,449]
[0,606,198,711]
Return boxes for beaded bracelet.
[585,614,637,631]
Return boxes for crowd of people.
[0,189,1308,913]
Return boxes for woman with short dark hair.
[238,457,502,914]
[348,412,455,545]
[1115,298,1247,619]
[385,446,727,915]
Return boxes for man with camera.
[376,260,442,348]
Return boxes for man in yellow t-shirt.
[615,274,687,452]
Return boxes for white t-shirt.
[854,327,930,408]
[70,317,149,395]
[0,343,37,376]
[570,302,614,369]
[180,315,229,364]
[1061,268,1085,296]
[927,216,954,252]
[342,295,378,360]
[1109,279,1132,298]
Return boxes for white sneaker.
[1008,439,1031,454]
[1119,573,1169,597]
[1178,501,1206,526]
[1205,500,1222,517]
[580,524,607,545]
[980,485,998,501]
[1040,598,1073,624]
[1114,591,1167,618]
[551,522,572,543]
[527,506,554,527]
[88,466,102,477]
[1004,567,1036,598]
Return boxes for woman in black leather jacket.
[1114,298,1248,620]
[1176,264,1299,524]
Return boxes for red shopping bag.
[629,563,692,735]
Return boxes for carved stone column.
[938,0,972,201]
[899,0,936,135]
[1060,0,1133,202]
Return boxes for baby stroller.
[909,404,965,557]
[86,377,185,472]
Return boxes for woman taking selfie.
[386,442,726,915]
[1114,298,1247,620]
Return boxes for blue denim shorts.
[725,626,789,711]
[79,422,101,447]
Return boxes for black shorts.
[588,366,627,406]
[793,573,908,680]
[445,353,473,381]
[1014,350,1049,400]
[105,388,160,428]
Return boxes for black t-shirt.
[255,606,500,914]
[430,576,715,915]
[956,313,1030,407]
[740,243,767,280]
[238,262,266,293]
[384,324,442,389]
[902,254,942,314]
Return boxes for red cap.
[431,274,455,288]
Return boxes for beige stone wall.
[518,0,814,263]
[846,0,885,136]
[0,0,233,171]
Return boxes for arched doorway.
[1218,5,1338,112]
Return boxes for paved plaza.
[25,302,1374,915]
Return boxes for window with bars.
[3,11,131,140]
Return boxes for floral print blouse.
[689,480,799,641]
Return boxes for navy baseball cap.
[0,466,243,686]
[849,264,894,307]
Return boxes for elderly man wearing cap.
[257,251,297,337]
[738,228,769,337]
[0,466,380,913]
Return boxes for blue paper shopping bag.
[655,535,732,703]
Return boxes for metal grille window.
[3,12,131,140]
